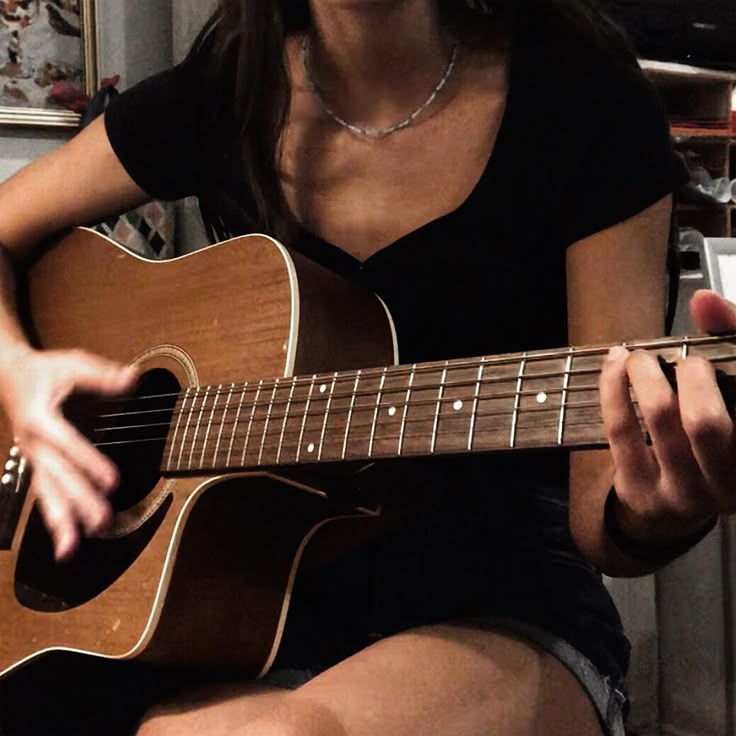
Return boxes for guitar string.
[99,349,735,411]
[90,395,654,453]
[91,412,632,463]
[97,356,736,429]
[98,366,609,418]
[92,385,621,436]
[89,351,736,438]
[88,391,734,456]
[92,411,611,453]
[96,333,736,409]
[90,344,731,453]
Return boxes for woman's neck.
[306,0,453,129]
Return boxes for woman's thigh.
[138,622,604,736]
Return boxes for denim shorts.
[263,616,627,736]
[265,455,631,736]
[466,618,628,736]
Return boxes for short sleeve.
[104,51,214,201]
[558,65,688,245]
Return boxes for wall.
[173,0,216,64]
[0,128,67,182]
[97,0,173,90]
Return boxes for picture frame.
[703,238,736,301]
[0,0,97,128]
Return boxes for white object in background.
[703,238,736,301]
[731,179,736,204]
[696,177,733,203]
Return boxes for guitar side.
[0,228,397,678]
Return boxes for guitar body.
[0,229,397,679]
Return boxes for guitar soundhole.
[101,368,180,512]
[57,367,180,512]
[14,368,180,612]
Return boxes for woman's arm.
[567,194,674,577]
[0,115,149,361]
[0,117,149,559]
[0,116,148,256]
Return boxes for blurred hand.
[0,347,137,560]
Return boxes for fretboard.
[160,334,736,474]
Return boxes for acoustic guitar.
[0,228,730,680]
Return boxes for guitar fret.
[467,361,485,452]
[368,368,389,458]
[342,371,361,460]
[430,363,449,454]
[557,349,574,446]
[213,383,235,468]
[240,379,264,466]
[509,355,528,449]
[397,365,416,456]
[167,387,191,471]
[296,376,317,463]
[317,373,339,461]
[200,385,221,467]
[257,379,280,466]
[681,336,690,360]
[276,378,297,465]
[177,389,199,471]
[188,387,211,470]
[226,382,248,467]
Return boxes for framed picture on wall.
[0,0,97,128]
[703,238,736,302]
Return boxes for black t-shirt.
[105,21,685,363]
[104,19,686,688]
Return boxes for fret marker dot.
[388,407,397,417]
[453,400,463,412]
[320,385,327,394]
[536,392,548,404]
[307,443,315,454]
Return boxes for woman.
[0,1,733,734]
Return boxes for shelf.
[671,128,735,140]
[643,58,736,238]
[678,203,736,211]
[640,60,736,83]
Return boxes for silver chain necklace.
[302,35,459,140]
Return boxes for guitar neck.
[160,333,736,474]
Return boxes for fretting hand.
[600,289,736,549]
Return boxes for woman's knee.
[136,712,181,736]
[242,697,346,736]
[136,694,346,736]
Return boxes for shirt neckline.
[294,28,522,272]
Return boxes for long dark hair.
[196,0,633,244]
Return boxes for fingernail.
[606,346,629,363]
[103,462,118,487]
[55,530,75,563]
